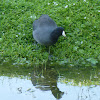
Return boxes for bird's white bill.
[62,31,66,37]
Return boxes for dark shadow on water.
[31,66,64,99]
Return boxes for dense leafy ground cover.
[0,0,100,67]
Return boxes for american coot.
[33,14,66,46]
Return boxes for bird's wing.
[39,15,57,27]
[33,15,57,31]
[33,19,39,30]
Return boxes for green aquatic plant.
[0,0,100,67]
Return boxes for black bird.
[33,14,66,46]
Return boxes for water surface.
[0,63,100,100]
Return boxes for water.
[0,63,100,100]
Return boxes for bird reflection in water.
[31,66,64,99]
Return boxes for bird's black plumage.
[33,14,65,46]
